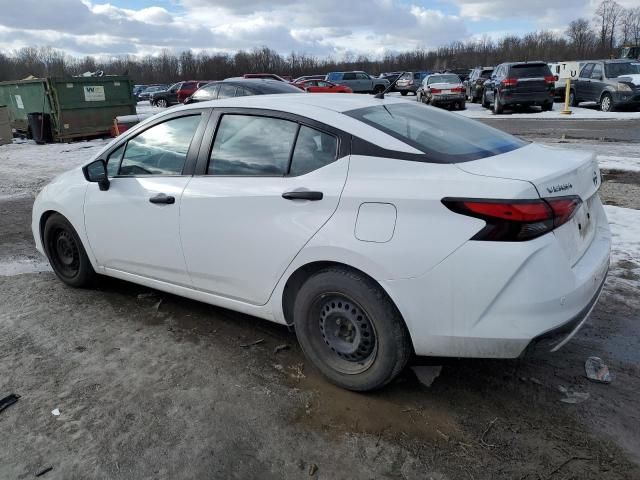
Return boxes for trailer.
[0,76,136,142]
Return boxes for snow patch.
[605,205,640,289]
[456,102,640,120]
[0,257,51,277]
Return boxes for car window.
[345,103,526,163]
[327,73,341,82]
[428,75,460,84]
[182,82,197,90]
[480,70,493,78]
[289,126,338,176]
[218,84,237,99]
[106,143,125,177]
[605,62,640,77]
[356,73,370,80]
[591,64,603,79]
[192,84,218,100]
[208,115,298,175]
[343,73,356,80]
[118,115,201,176]
[580,63,594,78]
[235,87,250,96]
[317,81,331,87]
[510,64,551,78]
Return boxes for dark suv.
[481,62,555,114]
[571,60,640,111]
[464,67,493,102]
[185,79,303,103]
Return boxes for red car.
[294,79,353,93]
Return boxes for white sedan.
[32,94,611,391]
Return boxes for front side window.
[118,115,201,176]
[218,84,237,99]
[343,73,356,80]
[192,84,218,101]
[106,143,125,176]
[345,103,526,163]
[289,126,338,176]
[580,64,594,78]
[208,115,298,175]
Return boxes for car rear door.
[179,110,350,305]
[356,72,372,92]
[341,72,358,91]
[84,110,208,285]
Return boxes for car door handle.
[282,191,323,201]
[149,193,175,205]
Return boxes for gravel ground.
[1,125,640,479]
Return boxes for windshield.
[427,75,460,84]
[605,62,640,78]
[480,70,493,78]
[345,103,526,163]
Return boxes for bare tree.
[594,0,624,54]
[566,18,596,58]
[620,7,640,46]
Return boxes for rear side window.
[289,126,338,176]
[345,103,526,163]
[218,84,237,99]
[356,73,370,80]
[327,73,341,82]
[118,115,201,175]
[208,115,298,175]
[343,73,356,80]
[510,64,551,78]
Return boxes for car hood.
[617,74,640,86]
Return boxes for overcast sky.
[0,0,636,58]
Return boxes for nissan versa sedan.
[33,94,611,391]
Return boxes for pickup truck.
[325,71,389,94]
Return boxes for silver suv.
[325,71,389,94]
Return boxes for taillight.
[501,78,518,87]
[544,75,555,84]
[429,88,441,94]
[441,196,582,242]
[452,86,464,93]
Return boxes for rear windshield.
[345,103,526,163]
[427,74,460,84]
[480,69,493,78]
[510,64,551,78]
[605,62,640,78]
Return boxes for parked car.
[464,67,494,102]
[243,73,289,82]
[132,84,146,97]
[548,61,587,100]
[416,73,465,110]
[184,79,304,104]
[570,60,640,112]
[293,75,326,83]
[294,79,352,93]
[34,95,610,391]
[481,62,555,114]
[395,72,429,96]
[378,72,404,90]
[325,71,389,94]
[137,84,168,101]
[150,81,211,107]
[447,69,471,82]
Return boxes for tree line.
[0,0,638,84]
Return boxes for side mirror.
[83,159,110,191]
[184,96,194,104]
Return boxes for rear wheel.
[400,91,408,96]
[542,101,553,111]
[156,98,168,108]
[43,213,96,288]
[600,93,614,112]
[493,92,504,114]
[293,267,412,391]
[482,90,490,108]
[373,85,385,95]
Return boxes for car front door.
[84,111,208,285]
[341,72,358,91]
[589,63,606,103]
[575,63,594,102]
[180,110,349,305]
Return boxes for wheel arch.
[280,260,408,335]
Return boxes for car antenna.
[375,71,406,99]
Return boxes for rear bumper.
[431,94,465,105]
[502,91,554,105]
[396,84,418,93]
[383,196,611,358]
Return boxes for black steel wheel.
[293,267,412,391]
[43,213,96,287]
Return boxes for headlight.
[616,82,632,92]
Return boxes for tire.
[156,98,168,108]
[400,91,408,96]
[542,102,553,112]
[600,93,614,112]
[43,213,96,288]
[569,90,578,107]
[373,85,385,95]
[293,267,412,391]
[493,92,504,114]
[482,90,490,109]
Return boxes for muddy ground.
[1,153,640,478]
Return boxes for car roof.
[143,93,423,155]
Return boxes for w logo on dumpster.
[83,86,106,102]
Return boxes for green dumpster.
[0,76,136,141]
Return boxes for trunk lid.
[456,143,601,265]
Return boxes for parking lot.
[1,100,639,479]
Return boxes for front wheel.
[293,268,412,391]
[373,85,385,95]
[600,93,614,112]
[542,101,553,111]
[43,213,96,287]
[482,90,490,108]
[156,98,168,108]
[400,91,408,96]
[569,90,578,107]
